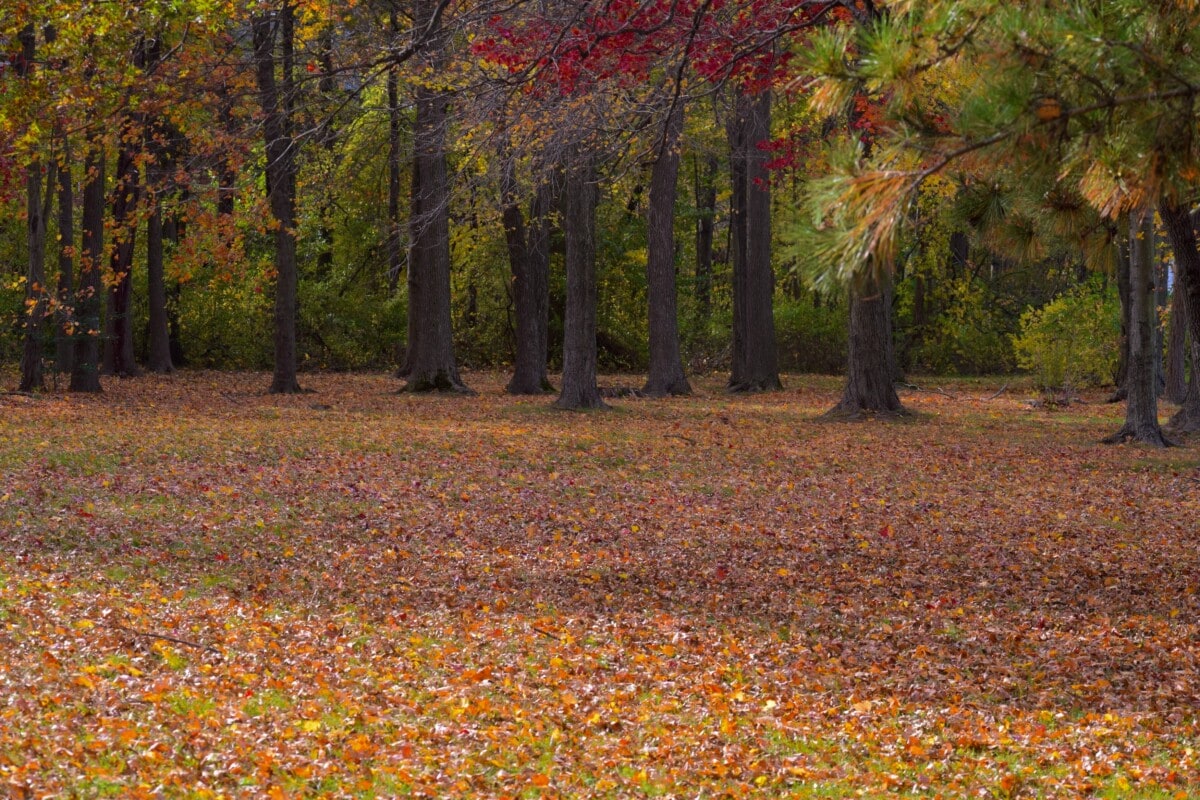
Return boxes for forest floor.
[1,370,1198,799]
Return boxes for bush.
[774,294,848,374]
[906,279,1016,375]
[1011,278,1119,391]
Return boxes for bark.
[20,157,52,392]
[145,182,173,373]
[1165,282,1188,404]
[70,143,104,393]
[1161,202,1200,372]
[502,156,553,394]
[1104,210,1171,446]
[106,144,141,378]
[643,102,691,397]
[54,130,74,375]
[18,26,49,393]
[555,161,607,411]
[726,89,781,392]
[1168,336,1200,433]
[827,273,906,418]
[402,0,469,393]
[1155,244,1169,393]
[254,7,302,393]
[693,153,717,324]
[1110,231,1132,401]
[1161,200,1200,433]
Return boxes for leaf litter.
[0,371,1197,798]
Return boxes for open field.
[1,371,1198,798]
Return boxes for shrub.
[906,279,1016,375]
[1011,278,1119,391]
[773,294,848,374]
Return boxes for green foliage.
[907,279,1015,375]
[298,281,406,371]
[1012,278,1119,391]
[176,264,274,370]
[773,293,847,374]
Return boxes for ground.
[1,371,1198,799]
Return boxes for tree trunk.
[1105,209,1171,446]
[145,179,174,373]
[694,153,717,325]
[1155,242,1169,393]
[254,7,302,394]
[70,142,105,393]
[18,25,49,393]
[54,129,74,375]
[402,0,468,393]
[1110,230,1132,401]
[727,89,781,392]
[555,161,607,411]
[643,101,691,397]
[502,156,553,394]
[20,157,52,392]
[109,147,141,378]
[1165,280,1188,404]
[827,273,906,418]
[1168,335,1200,433]
[1161,203,1200,368]
[1161,201,1200,433]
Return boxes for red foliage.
[472,0,841,96]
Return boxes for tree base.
[821,403,911,422]
[643,375,692,397]
[1102,423,1175,447]
[1167,402,1200,434]
[269,376,304,394]
[727,376,782,393]
[554,387,609,411]
[506,375,554,395]
[403,369,474,395]
[69,375,102,393]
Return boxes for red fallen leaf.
[214,552,229,562]
[715,566,730,581]
[77,510,94,518]
[879,524,893,537]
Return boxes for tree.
[53,126,73,375]
[727,87,781,392]
[643,99,691,397]
[801,0,1200,439]
[253,5,302,394]
[402,0,469,393]
[1164,284,1188,405]
[103,128,142,378]
[16,24,49,393]
[555,157,607,411]
[1104,211,1171,446]
[501,150,554,395]
[70,139,104,393]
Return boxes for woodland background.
[3,0,1193,420]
